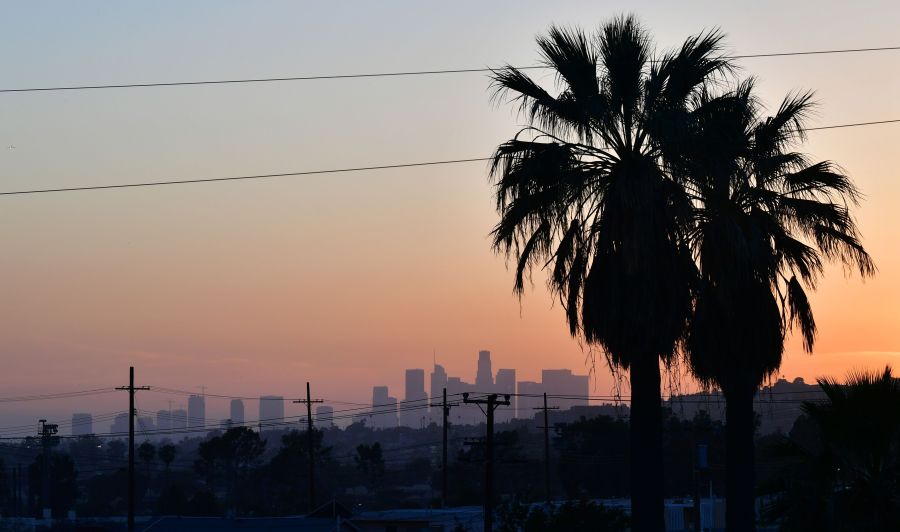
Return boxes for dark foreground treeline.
[0,413,832,517]
[0,410,719,519]
[0,392,896,531]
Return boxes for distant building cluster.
[70,351,591,437]
[61,370,826,440]
[355,350,591,428]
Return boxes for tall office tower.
[430,364,448,417]
[476,350,494,391]
[494,369,517,423]
[187,395,206,430]
[71,413,93,436]
[542,369,590,410]
[371,386,398,429]
[372,386,388,429]
[110,413,130,434]
[401,369,427,427]
[157,410,172,431]
[259,396,285,430]
[385,396,399,428]
[516,381,545,420]
[230,398,245,425]
[316,405,334,428]
[171,409,188,431]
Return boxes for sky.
[0,1,898,431]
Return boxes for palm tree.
[489,16,730,530]
[803,367,900,529]
[681,83,875,531]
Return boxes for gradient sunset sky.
[1,1,898,429]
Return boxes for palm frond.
[782,161,860,203]
[654,29,732,106]
[786,276,816,352]
[513,220,552,295]
[490,67,595,140]
[753,91,816,155]
[537,26,600,102]
[565,243,588,336]
[777,196,848,233]
[596,15,651,125]
[550,218,583,293]
[773,231,824,285]
[812,224,876,276]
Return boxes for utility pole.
[463,392,510,532]
[117,367,149,532]
[430,387,457,508]
[38,419,59,520]
[293,382,322,513]
[533,393,559,505]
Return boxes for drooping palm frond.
[782,161,860,203]
[812,223,876,276]
[785,275,816,352]
[513,219,552,295]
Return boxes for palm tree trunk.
[629,354,665,532]
[724,388,756,532]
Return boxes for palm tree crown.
[490,16,730,366]
[683,83,875,394]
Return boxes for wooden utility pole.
[38,419,58,520]
[463,392,510,532]
[430,387,456,508]
[117,367,149,532]
[533,392,559,505]
[293,382,322,513]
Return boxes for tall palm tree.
[682,82,875,531]
[489,16,730,530]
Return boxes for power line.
[0,396,817,442]
[0,388,116,403]
[0,158,492,196]
[1,45,898,94]
[1,116,898,198]
[804,119,900,131]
